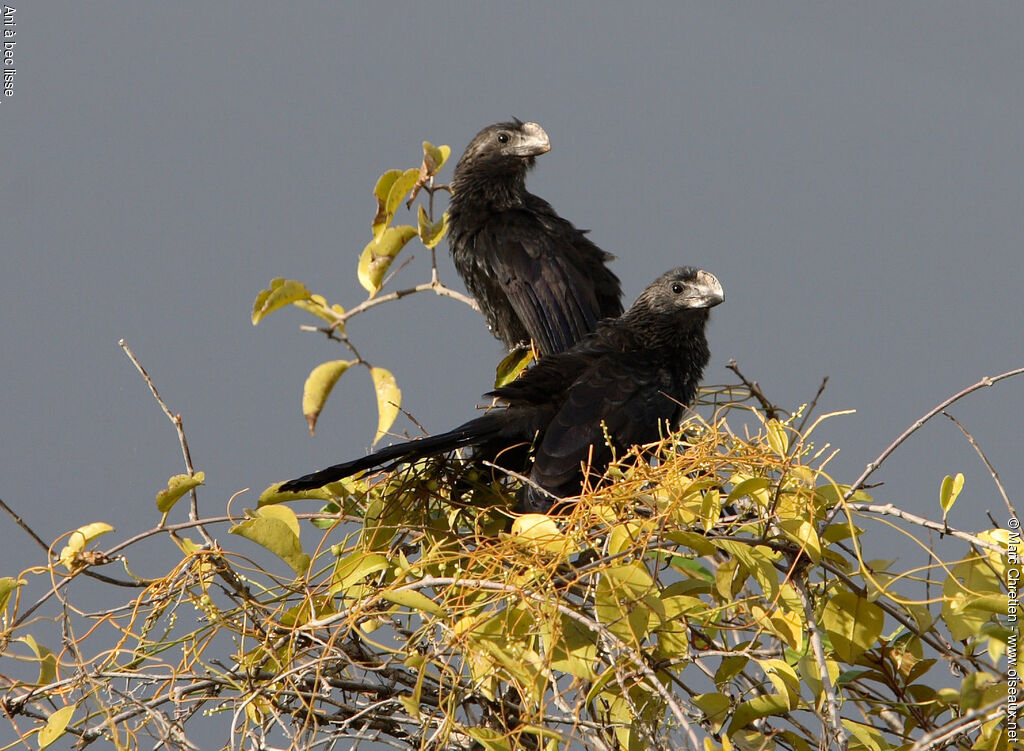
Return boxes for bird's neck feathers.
[615,309,711,360]
[451,160,534,211]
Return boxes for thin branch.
[791,575,847,751]
[726,359,780,420]
[0,495,50,552]
[119,340,212,546]
[795,376,829,434]
[905,699,1002,751]
[338,279,479,323]
[835,367,1024,521]
[942,411,1015,519]
[845,503,1003,553]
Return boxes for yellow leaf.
[58,522,115,570]
[37,706,75,750]
[382,589,443,616]
[230,512,310,577]
[155,472,205,513]
[422,141,451,176]
[302,360,354,435]
[416,206,449,249]
[821,591,884,663]
[939,472,965,516]
[256,504,301,540]
[510,514,573,556]
[372,169,403,238]
[19,635,57,686]
[370,367,401,446]
[777,518,822,563]
[766,419,789,456]
[357,225,418,295]
[251,278,312,325]
[0,577,27,611]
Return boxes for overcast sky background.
[2,3,1021,586]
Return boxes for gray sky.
[1,3,1021,581]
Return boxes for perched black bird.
[280,268,724,513]
[447,120,623,356]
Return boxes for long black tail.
[279,414,502,492]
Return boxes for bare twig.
[905,699,1002,751]
[0,496,50,552]
[726,359,781,420]
[942,411,1016,519]
[837,367,1024,517]
[795,375,829,434]
[845,503,1003,553]
[119,340,212,545]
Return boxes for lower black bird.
[447,120,623,356]
[280,268,724,512]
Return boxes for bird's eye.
[497,132,510,144]
[671,283,684,294]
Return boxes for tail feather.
[279,415,499,493]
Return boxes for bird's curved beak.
[689,270,725,309]
[513,122,551,157]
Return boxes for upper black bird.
[280,267,724,513]
[447,120,623,356]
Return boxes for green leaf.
[331,552,390,595]
[357,225,418,295]
[777,517,822,563]
[370,367,401,446]
[545,613,599,680]
[301,360,355,435]
[230,510,310,577]
[939,472,965,516]
[155,472,205,513]
[603,561,654,591]
[19,635,57,685]
[727,476,772,508]
[464,727,512,751]
[37,705,75,750]
[727,694,790,733]
[0,577,25,611]
[595,577,651,645]
[942,559,1002,640]
[842,719,887,751]
[821,590,884,663]
[417,206,449,249]
[714,539,781,601]
[382,589,443,616]
[494,347,534,388]
[252,278,312,325]
[693,693,731,733]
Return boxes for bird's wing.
[528,354,678,496]
[482,212,605,355]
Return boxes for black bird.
[447,120,623,356]
[280,268,724,513]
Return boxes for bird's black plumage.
[280,268,724,513]
[447,120,623,355]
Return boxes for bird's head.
[630,267,724,327]
[454,120,551,181]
